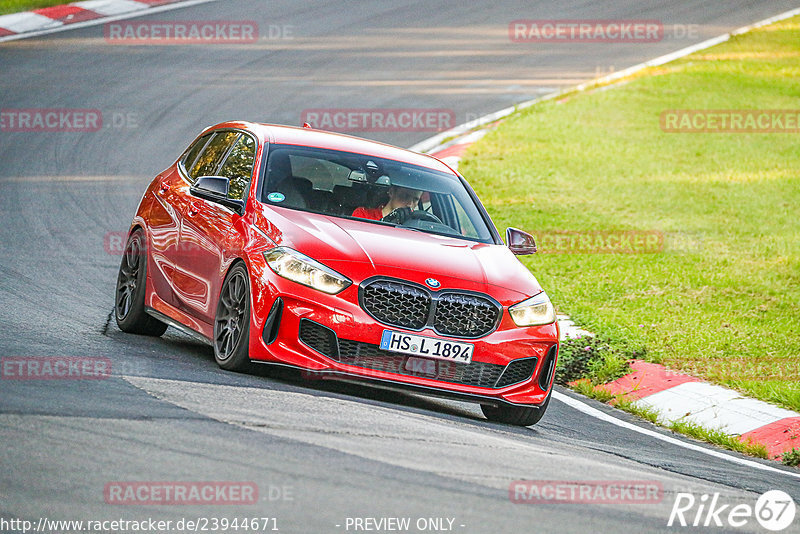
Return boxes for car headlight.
[509,292,556,326]
[263,247,352,295]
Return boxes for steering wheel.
[381,207,413,224]
[382,208,443,225]
[407,210,443,224]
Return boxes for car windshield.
[260,144,495,243]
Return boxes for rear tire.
[481,390,551,426]
[115,229,168,336]
[213,263,251,372]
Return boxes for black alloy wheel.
[115,229,167,336]
[213,263,251,371]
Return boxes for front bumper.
[247,263,559,407]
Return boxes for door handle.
[187,202,202,217]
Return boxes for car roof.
[209,121,455,175]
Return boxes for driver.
[352,186,422,221]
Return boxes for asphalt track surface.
[1,1,799,532]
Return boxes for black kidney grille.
[362,280,430,330]
[495,357,537,388]
[434,293,499,337]
[361,279,501,338]
[338,339,506,388]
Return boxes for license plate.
[379,330,473,364]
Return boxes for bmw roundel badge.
[425,278,441,289]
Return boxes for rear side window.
[188,131,239,182]
[218,133,256,201]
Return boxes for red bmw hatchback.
[115,121,559,426]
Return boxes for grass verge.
[783,448,800,467]
[558,339,771,459]
[460,16,800,412]
[669,420,769,459]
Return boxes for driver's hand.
[381,207,413,224]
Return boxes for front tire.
[213,263,251,371]
[481,390,551,426]
[115,229,168,336]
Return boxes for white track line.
[5,0,797,478]
[554,392,800,480]
[410,5,800,478]
[0,0,222,43]
[410,5,800,155]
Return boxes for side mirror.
[506,227,537,255]
[194,175,229,196]
[191,176,245,214]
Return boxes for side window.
[188,131,239,182]
[181,133,212,175]
[217,134,256,201]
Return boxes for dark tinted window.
[217,133,256,201]
[188,131,238,182]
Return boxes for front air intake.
[262,298,283,345]
[298,319,339,359]
[495,357,538,388]
[538,345,558,390]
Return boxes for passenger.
[352,186,422,221]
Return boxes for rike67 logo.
[668,490,796,531]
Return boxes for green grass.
[783,448,800,467]
[570,380,660,424]
[554,335,633,386]
[461,17,800,412]
[571,378,616,403]
[670,420,769,459]
[613,398,660,425]
[0,0,67,16]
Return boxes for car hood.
[255,206,542,302]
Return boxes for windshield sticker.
[267,192,285,203]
